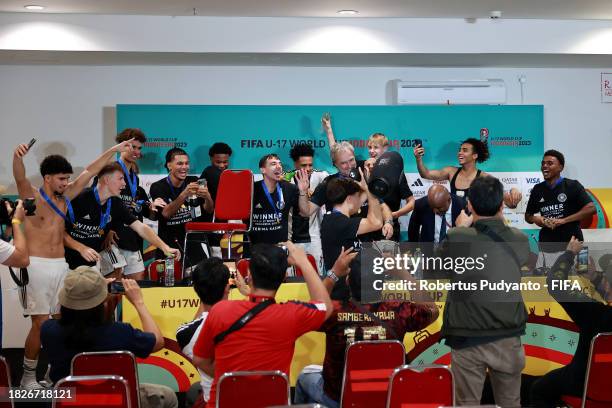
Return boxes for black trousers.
[530,367,583,408]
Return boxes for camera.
[0,198,36,225]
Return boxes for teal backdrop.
[116,104,544,174]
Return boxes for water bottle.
[164,257,175,287]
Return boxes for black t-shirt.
[250,180,299,245]
[65,188,137,270]
[114,171,152,252]
[320,211,362,300]
[290,177,311,244]
[526,178,592,247]
[149,176,203,251]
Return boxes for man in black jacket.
[408,184,464,243]
[530,237,612,407]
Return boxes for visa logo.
[526,177,541,183]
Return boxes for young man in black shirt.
[250,154,300,245]
[150,148,213,262]
[64,163,180,271]
[285,143,328,273]
[525,150,595,254]
[99,128,166,280]
[199,142,232,206]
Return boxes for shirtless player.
[12,139,133,388]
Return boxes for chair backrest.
[235,258,250,279]
[53,375,130,408]
[71,351,140,408]
[0,356,13,408]
[147,258,182,283]
[341,340,406,408]
[583,332,612,406]
[216,370,290,408]
[214,170,253,222]
[294,254,318,277]
[386,364,454,408]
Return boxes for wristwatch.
[326,270,339,283]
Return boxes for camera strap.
[8,267,28,310]
[474,223,522,268]
[213,299,274,345]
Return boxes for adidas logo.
[83,214,91,220]
[539,198,545,203]
[411,178,424,187]
[255,203,263,209]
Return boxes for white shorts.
[24,256,69,316]
[100,246,145,276]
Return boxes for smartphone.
[198,178,207,187]
[108,281,125,294]
[322,112,331,121]
[577,247,589,272]
[277,244,289,255]
[413,138,423,147]
[27,138,37,150]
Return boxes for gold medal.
[99,229,105,236]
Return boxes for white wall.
[1,64,611,193]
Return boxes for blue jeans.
[294,370,339,408]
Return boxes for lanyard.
[261,181,284,222]
[547,176,564,190]
[117,158,137,199]
[93,187,112,232]
[166,175,186,200]
[39,188,75,225]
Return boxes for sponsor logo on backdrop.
[145,137,187,148]
[526,177,541,184]
[411,178,424,187]
[489,136,532,147]
[501,177,519,184]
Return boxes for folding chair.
[216,370,290,408]
[341,340,406,408]
[386,364,454,408]
[183,169,253,269]
[562,332,612,408]
[0,356,13,408]
[71,351,141,408]
[53,375,130,408]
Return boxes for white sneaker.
[20,379,46,390]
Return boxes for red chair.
[147,258,182,283]
[562,332,612,408]
[341,340,406,408]
[71,351,140,408]
[235,258,250,279]
[216,370,290,408]
[183,169,253,267]
[53,375,130,408]
[386,364,454,408]
[0,356,13,408]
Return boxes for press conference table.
[121,281,581,392]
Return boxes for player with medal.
[12,137,137,389]
[63,163,180,273]
[249,154,301,246]
[99,129,166,280]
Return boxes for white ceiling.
[3,0,612,20]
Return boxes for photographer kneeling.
[0,199,29,267]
